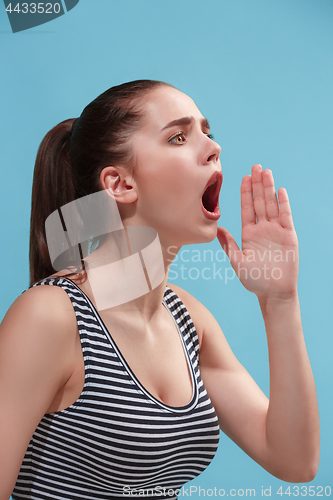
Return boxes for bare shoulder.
[1,281,76,336]
[0,282,78,383]
[166,282,209,318]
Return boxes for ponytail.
[29,119,76,285]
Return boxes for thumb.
[217,227,242,267]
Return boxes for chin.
[178,224,218,247]
[198,225,218,244]
[158,219,218,249]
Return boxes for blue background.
[1,0,332,498]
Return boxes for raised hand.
[217,165,299,301]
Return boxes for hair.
[29,79,172,285]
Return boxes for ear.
[100,166,138,204]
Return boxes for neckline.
[60,277,198,413]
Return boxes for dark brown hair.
[29,80,171,285]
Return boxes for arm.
[171,165,320,483]
[0,285,78,499]
[199,295,318,483]
[259,293,319,481]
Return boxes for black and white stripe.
[12,278,220,499]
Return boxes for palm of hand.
[218,165,299,300]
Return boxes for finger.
[217,227,242,266]
[278,188,295,230]
[262,169,279,221]
[241,175,255,228]
[251,164,267,222]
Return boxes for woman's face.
[129,85,222,248]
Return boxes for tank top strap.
[163,286,200,364]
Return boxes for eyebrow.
[162,116,210,131]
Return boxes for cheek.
[152,171,192,209]
[137,154,188,195]
[135,147,203,213]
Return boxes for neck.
[82,226,181,321]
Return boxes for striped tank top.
[12,277,220,499]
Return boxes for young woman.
[0,80,319,500]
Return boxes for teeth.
[209,179,217,187]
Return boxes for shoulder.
[0,279,79,406]
[1,279,77,351]
[166,282,204,311]
[11,278,74,314]
[166,283,219,345]
[0,279,79,492]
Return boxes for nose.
[202,136,221,166]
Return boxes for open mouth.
[201,171,223,220]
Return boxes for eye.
[206,133,214,140]
[169,132,186,145]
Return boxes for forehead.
[141,86,204,130]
